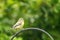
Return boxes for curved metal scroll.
[10,28,54,40]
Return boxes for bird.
[12,18,24,30]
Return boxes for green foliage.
[0,0,60,40]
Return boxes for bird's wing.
[12,18,24,28]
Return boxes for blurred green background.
[0,0,60,40]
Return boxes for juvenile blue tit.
[12,18,24,30]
